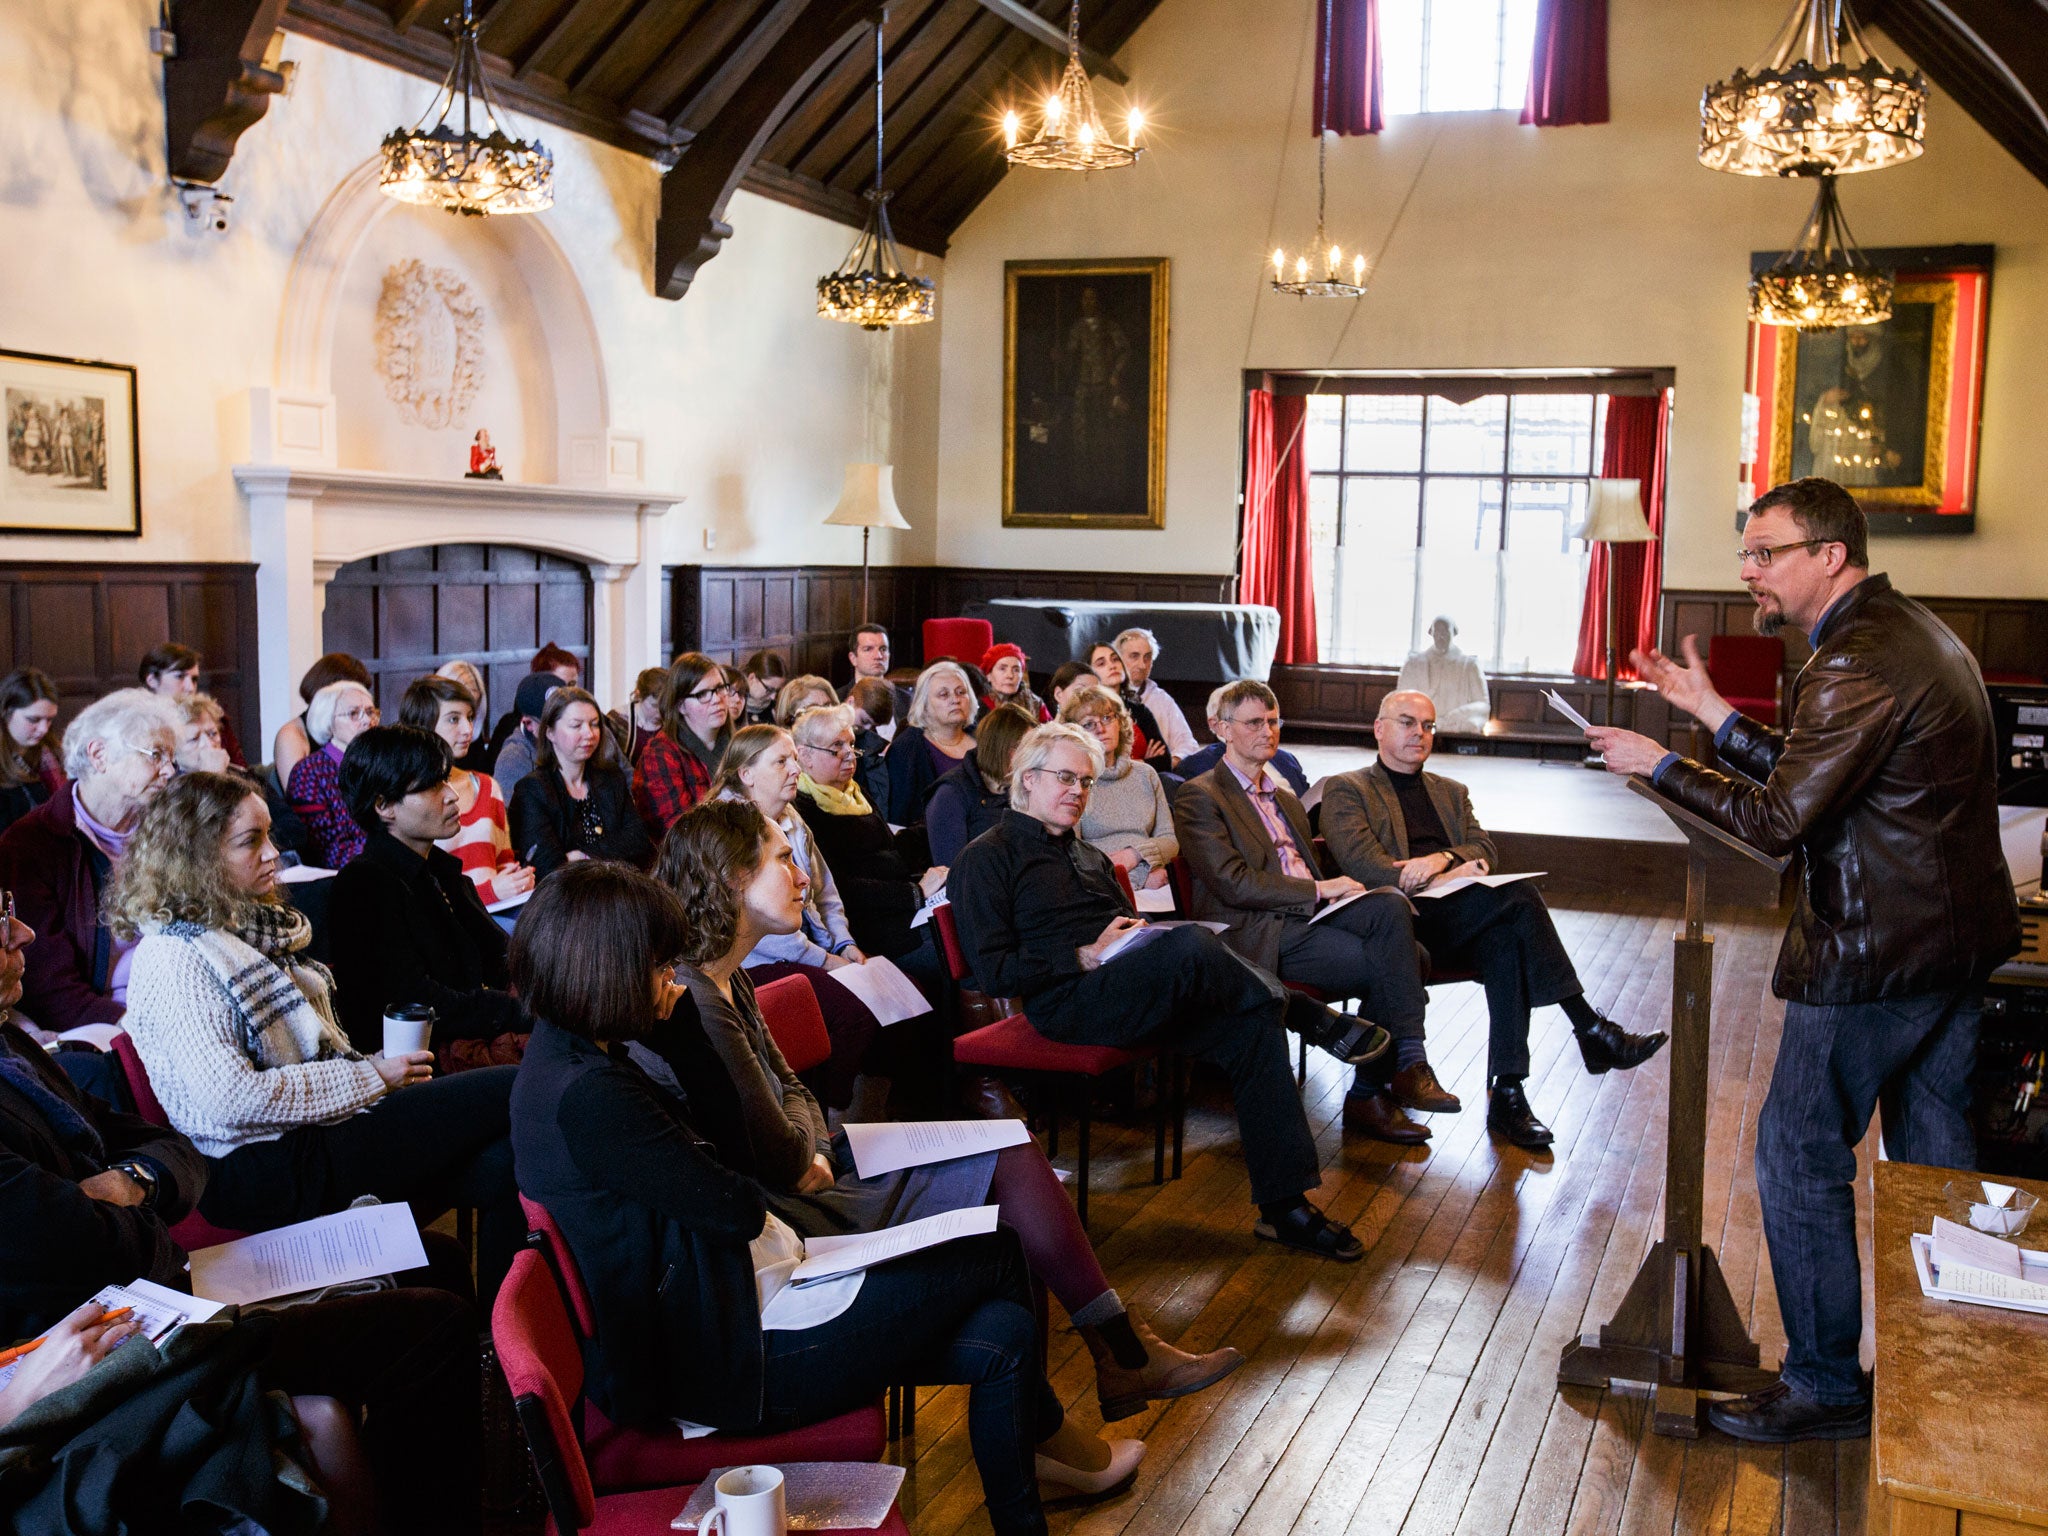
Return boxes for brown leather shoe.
[960,1074,1029,1121]
[1342,1088,1431,1144]
[1391,1061,1461,1114]
[1079,1314,1246,1421]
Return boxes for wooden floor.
[892,894,1881,1536]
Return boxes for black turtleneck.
[1382,765,1451,858]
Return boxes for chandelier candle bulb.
[379,0,552,216]
[1003,0,1143,171]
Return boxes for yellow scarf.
[798,772,873,817]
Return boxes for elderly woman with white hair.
[0,688,180,1033]
[285,679,381,869]
[1058,686,1177,889]
[883,660,979,826]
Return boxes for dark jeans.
[1028,923,1320,1207]
[261,1287,482,1536]
[1411,881,1581,1081]
[760,1227,1054,1536]
[1758,985,1981,1405]
[200,1065,521,1302]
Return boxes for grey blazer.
[1170,763,1320,972]
[1318,764,1499,890]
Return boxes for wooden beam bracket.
[165,0,292,185]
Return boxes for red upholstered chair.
[108,1032,252,1252]
[935,903,1181,1228]
[922,617,994,668]
[494,1246,909,1536]
[516,1194,887,1486]
[1706,634,1785,727]
[753,973,832,1074]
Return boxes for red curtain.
[1573,391,1669,680]
[1316,0,1384,136]
[1521,0,1610,127]
[1241,390,1319,665]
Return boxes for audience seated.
[399,675,535,905]
[285,680,381,869]
[657,798,1240,1429]
[173,692,234,776]
[483,643,580,773]
[633,652,735,835]
[737,649,789,726]
[0,665,64,836]
[510,687,653,876]
[847,675,895,809]
[1318,691,1664,1147]
[1114,628,1201,762]
[980,644,1050,722]
[490,672,563,800]
[107,770,522,1297]
[0,688,178,1033]
[1085,644,1171,768]
[1175,684,1311,797]
[603,664,667,767]
[885,661,979,826]
[271,652,372,789]
[774,674,840,728]
[951,723,1390,1261]
[1058,687,1177,888]
[0,911,483,1536]
[435,658,492,774]
[927,701,1035,868]
[329,726,531,1066]
[139,640,243,765]
[847,622,912,729]
[507,860,1131,1530]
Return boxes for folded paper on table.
[789,1205,999,1285]
[1100,919,1227,964]
[842,1118,1031,1179]
[1133,884,1175,913]
[829,955,932,1025]
[1543,689,1594,733]
[672,1462,906,1530]
[1415,871,1546,900]
[189,1203,430,1305]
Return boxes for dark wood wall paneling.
[1661,588,2048,684]
[322,545,592,722]
[0,563,261,758]
[1271,667,1676,754]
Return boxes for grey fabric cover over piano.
[962,599,1281,684]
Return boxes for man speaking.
[1588,477,2019,1443]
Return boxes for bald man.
[1318,691,1668,1148]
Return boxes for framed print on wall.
[1003,257,1168,529]
[0,348,140,537]
[1743,243,1991,535]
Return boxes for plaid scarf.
[163,904,354,1066]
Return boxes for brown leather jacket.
[1657,575,2019,1005]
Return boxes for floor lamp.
[1579,477,1656,740]
[823,463,912,622]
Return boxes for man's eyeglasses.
[1387,715,1437,735]
[1736,539,1828,569]
[1028,767,1098,791]
[1222,714,1283,733]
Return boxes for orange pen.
[0,1306,134,1370]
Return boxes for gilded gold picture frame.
[1003,257,1168,529]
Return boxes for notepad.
[188,1203,429,1305]
[0,1279,222,1394]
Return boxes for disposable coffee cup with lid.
[382,1003,435,1058]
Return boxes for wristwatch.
[110,1159,160,1210]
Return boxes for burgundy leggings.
[988,1141,1111,1316]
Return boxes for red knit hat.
[980,642,1028,675]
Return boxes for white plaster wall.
[0,0,940,569]
[932,0,2048,594]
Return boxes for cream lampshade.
[1577,477,1657,749]
[823,464,912,620]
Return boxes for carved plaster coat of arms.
[374,259,485,430]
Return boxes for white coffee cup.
[381,1005,434,1058]
[695,1465,785,1536]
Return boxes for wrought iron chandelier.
[1003,0,1142,172]
[1750,173,1894,328]
[1271,0,1366,299]
[818,18,934,331]
[379,0,552,217]
[1699,0,1925,178]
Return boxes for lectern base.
[1556,1239,1778,1437]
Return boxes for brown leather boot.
[1391,1062,1461,1113]
[960,1074,1029,1121]
[1343,1088,1431,1144]
[1078,1314,1245,1421]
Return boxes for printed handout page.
[1927,1216,2048,1304]
[1133,884,1176,914]
[1101,919,1227,964]
[189,1203,430,1305]
[1415,871,1548,900]
[1543,689,1595,733]
[829,955,934,1025]
[910,894,949,929]
[843,1118,1031,1179]
[790,1205,1000,1285]
[1310,886,1411,923]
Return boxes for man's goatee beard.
[1754,607,1785,637]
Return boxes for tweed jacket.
[1318,763,1500,890]
[1170,762,1320,973]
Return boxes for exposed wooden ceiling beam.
[389,0,438,34]
[968,0,1125,85]
[164,0,292,183]
[1866,0,2048,190]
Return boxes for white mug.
[696,1465,785,1536]
[381,1005,434,1058]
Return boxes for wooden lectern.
[1556,776,1787,1436]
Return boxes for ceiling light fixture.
[818,14,934,331]
[379,0,552,217]
[1003,0,1142,172]
[1750,173,1894,328]
[1270,0,1367,299]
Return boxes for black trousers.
[1410,881,1581,1081]
[1027,924,1320,1207]
[1274,890,1430,1035]
[200,1065,521,1302]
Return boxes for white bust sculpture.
[1396,616,1491,733]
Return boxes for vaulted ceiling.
[1867,0,2048,194]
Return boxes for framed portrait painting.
[1743,244,1991,535]
[1003,257,1168,529]
[0,349,140,537]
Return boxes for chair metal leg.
[1297,1032,1307,1087]
[1153,1065,1167,1185]
[1075,1083,1092,1233]
[886,1384,900,1439]
[902,1385,916,1437]
[1171,1057,1185,1179]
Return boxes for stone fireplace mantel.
[235,464,682,739]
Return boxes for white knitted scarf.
[156,919,360,1069]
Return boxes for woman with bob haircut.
[631,652,735,835]
[399,674,534,905]
[882,661,978,826]
[0,665,64,836]
[508,862,1142,1532]
[1058,686,1177,889]
[107,770,522,1298]
[772,675,839,729]
[286,679,381,869]
[510,686,653,877]
[654,799,1242,1436]
[924,701,1035,868]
